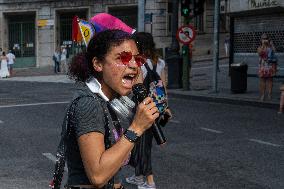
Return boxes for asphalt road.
[0,81,284,189]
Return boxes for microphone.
[132,83,166,145]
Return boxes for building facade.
[227,0,284,76]
[0,0,219,69]
[0,0,175,68]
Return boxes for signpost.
[176,25,196,90]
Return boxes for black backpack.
[143,62,168,114]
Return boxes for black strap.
[144,62,151,71]
[144,61,157,72]
[50,97,81,189]
[50,94,112,189]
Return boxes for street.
[0,81,284,189]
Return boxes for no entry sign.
[176,25,196,45]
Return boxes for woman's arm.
[78,97,158,188]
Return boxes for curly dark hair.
[68,29,133,82]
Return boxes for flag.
[78,19,95,46]
[72,15,82,42]
[74,13,135,47]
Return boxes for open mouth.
[122,73,136,88]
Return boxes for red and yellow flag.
[72,15,82,42]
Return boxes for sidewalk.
[3,65,283,110]
[168,63,283,109]
[5,66,73,83]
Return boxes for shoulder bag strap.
[50,94,112,189]
[50,97,81,189]
[144,62,152,71]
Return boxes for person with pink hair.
[58,29,157,189]
[51,14,159,189]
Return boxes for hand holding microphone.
[130,96,159,136]
[132,83,166,145]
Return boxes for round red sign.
[176,25,196,45]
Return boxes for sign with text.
[249,0,278,9]
[37,19,54,27]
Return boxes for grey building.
[0,0,175,68]
[227,0,284,76]
[0,0,220,69]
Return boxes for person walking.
[257,33,277,101]
[53,29,158,189]
[278,84,284,114]
[126,32,172,189]
[60,45,68,73]
[0,51,10,78]
[7,50,16,77]
[53,47,61,73]
[224,34,230,57]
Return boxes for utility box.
[230,63,248,93]
[165,48,182,89]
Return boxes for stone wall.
[0,0,173,67]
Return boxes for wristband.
[123,129,139,143]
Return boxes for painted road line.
[0,101,69,109]
[200,127,223,134]
[42,152,68,172]
[249,139,282,147]
[169,120,180,124]
[0,120,3,124]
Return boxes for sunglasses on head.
[118,51,146,67]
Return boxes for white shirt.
[86,77,109,101]
[141,58,165,79]
[7,53,15,65]
[61,48,67,61]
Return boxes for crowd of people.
[0,48,16,78]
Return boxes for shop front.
[228,0,284,76]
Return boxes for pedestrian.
[0,51,10,78]
[224,34,230,57]
[126,32,172,189]
[7,50,16,77]
[53,47,61,73]
[278,84,284,114]
[60,45,68,73]
[55,29,158,189]
[257,33,277,101]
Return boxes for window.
[108,6,138,30]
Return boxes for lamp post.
[212,0,220,93]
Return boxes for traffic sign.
[176,25,196,44]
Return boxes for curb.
[193,56,228,63]
[168,92,279,110]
